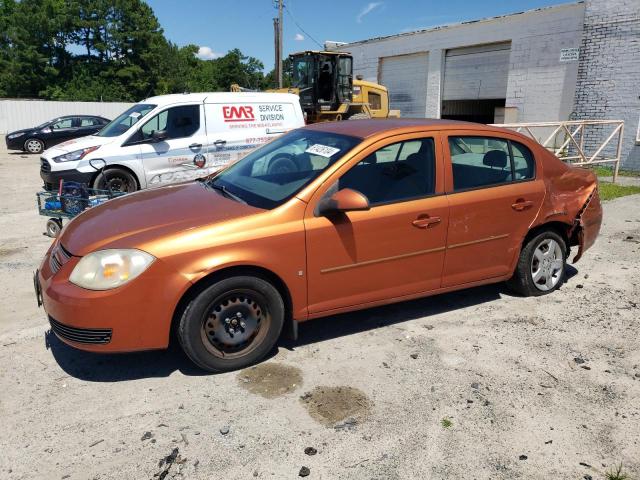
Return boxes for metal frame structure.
[491,120,625,182]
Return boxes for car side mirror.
[151,129,168,142]
[317,188,370,216]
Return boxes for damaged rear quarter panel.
[535,150,601,262]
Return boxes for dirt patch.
[237,362,303,399]
[300,386,372,427]
[0,247,23,257]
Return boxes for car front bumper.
[37,242,190,352]
[5,135,25,151]
[40,158,94,190]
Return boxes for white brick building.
[328,0,640,169]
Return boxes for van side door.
[132,103,207,188]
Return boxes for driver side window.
[338,138,436,205]
[134,105,200,142]
[52,118,73,130]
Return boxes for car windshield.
[97,104,156,137]
[209,129,361,209]
[36,121,51,129]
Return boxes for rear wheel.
[24,138,44,154]
[507,230,567,296]
[178,276,285,372]
[92,168,138,193]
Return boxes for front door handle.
[189,143,202,149]
[213,139,227,146]
[511,199,534,211]
[412,216,441,228]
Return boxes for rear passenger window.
[449,136,534,191]
[339,138,436,205]
[511,141,535,180]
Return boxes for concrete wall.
[0,99,133,134]
[573,0,640,170]
[332,3,585,123]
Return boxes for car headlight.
[69,249,155,290]
[53,145,100,163]
[7,132,25,139]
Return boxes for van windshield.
[97,104,156,137]
[209,129,361,209]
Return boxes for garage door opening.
[441,42,511,124]
[441,99,506,123]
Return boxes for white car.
[40,92,305,192]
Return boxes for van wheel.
[24,138,44,154]
[507,230,567,296]
[92,168,138,193]
[178,276,285,372]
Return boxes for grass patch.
[589,165,640,178]
[598,182,640,201]
[441,418,453,428]
[605,464,628,480]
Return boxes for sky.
[146,0,571,70]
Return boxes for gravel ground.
[0,137,639,480]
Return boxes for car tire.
[92,168,138,193]
[178,275,285,372]
[507,230,567,296]
[24,138,44,154]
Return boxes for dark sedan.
[5,115,109,154]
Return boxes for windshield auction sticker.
[305,144,340,158]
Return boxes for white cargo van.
[40,92,305,192]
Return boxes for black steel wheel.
[178,276,284,372]
[93,168,138,193]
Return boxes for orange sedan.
[35,119,602,372]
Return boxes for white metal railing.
[491,120,625,182]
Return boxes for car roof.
[143,92,300,105]
[54,115,105,120]
[304,118,508,139]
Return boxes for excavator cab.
[290,51,353,116]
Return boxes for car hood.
[43,135,114,158]
[59,182,263,257]
[7,128,37,136]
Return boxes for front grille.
[49,243,73,274]
[49,317,112,344]
[40,157,51,173]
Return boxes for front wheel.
[178,276,285,372]
[92,168,138,193]
[24,138,44,154]
[507,230,567,296]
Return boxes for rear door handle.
[189,143,202,149]
[213,139,227,146]
[511,199,534,211]
[412,216,441,228]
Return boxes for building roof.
[334,1,582,47]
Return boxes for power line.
[283,3,324,49]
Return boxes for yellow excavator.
[232,50,400,123]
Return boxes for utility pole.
[275,0,284,88]
[273,17,280,87]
